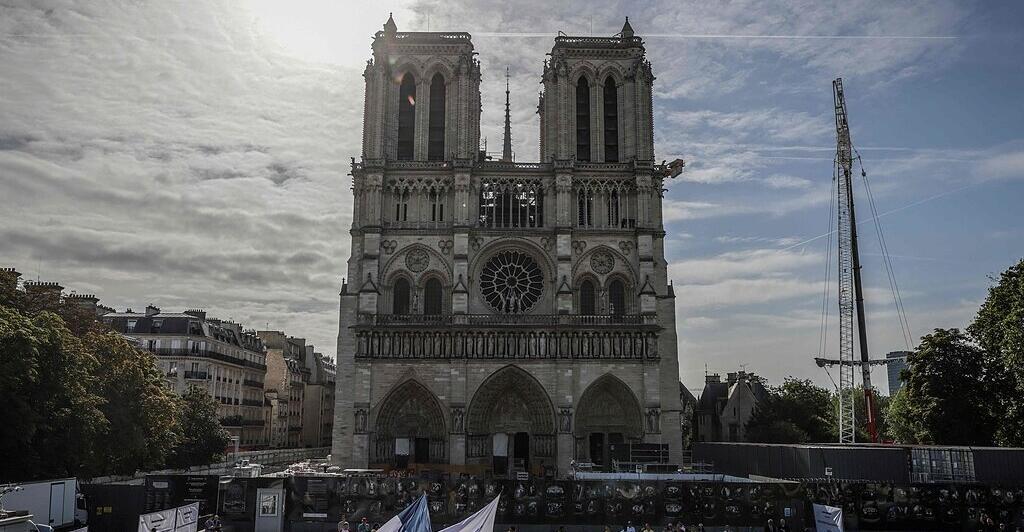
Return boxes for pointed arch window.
[579,279,596,315]
[608,279,626,317]
[397,73,416,160]
[393,278,411,315]
[428,73,446,161]
[423,278,443,315]
[603,77,619,162]
[575,77,591,162]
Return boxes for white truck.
[0,478,87,531]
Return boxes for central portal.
[466,365,555,475]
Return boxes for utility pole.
[832,78,877,443]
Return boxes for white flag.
[438,494,500,532]
[812,503,844,532]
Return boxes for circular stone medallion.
[590,251,615,274]
[405,248,430,272]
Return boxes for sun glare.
[245,0,416,65]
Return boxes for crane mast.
[833,78,877,443]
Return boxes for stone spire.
[620,17,634,38]
[383,12,397,35]
[501,67,513,162]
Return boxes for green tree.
[0,306,107,481]
[84,332,182,476]
[167,387,230,469]
[968,258,1024,446]
[832,385,893,442]
[746,378,835,443]
[886,328,996,445]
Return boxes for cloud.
[977,150,1024,181]
[669,248,821,285]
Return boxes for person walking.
[766,518,778,532]
[357,517,371,532]
[625,521,637,532]
[336,520,350,532]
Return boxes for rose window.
[479,250,544,313]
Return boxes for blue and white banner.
[377,494,431,532]
[438,494,500,532]
[812,503,844,532]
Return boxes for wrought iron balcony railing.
[147,347,267,371]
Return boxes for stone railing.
[357,314,657,328]
[354,328,659,360]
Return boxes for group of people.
[532,519,793,532]
[337,516,377,532]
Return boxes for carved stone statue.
[559,408,573,433]
[355,408,368,433]
[451,407,465,433]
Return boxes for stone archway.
[372,380,447,465]
[574,374,643,466]
[466,365,556,472]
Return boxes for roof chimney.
[184,308,207,320]
[145,304,161,316]
[705,373,720,384]
[726,372,738,385]
[65,293,99,314]
[24,280,63,307]
[0,267,21,292]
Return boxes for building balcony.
[148,347,267,371]
[355,313,657,328]
[243,379,264,389]
[242,419,265,427]
[184,371,209,380]
[242,399,263,407]
[220,415,244,427]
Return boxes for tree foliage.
[968,258,1024,446]
[167,387,230,469]
[1,292,231,481]
[85,332,182,477]
[0,306,107,481]
[885,328,996,445]
[746,378,835,443]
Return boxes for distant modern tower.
[887,351,910,394]
[332,15,681,475]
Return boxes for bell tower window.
[603,77,619,162]
[575,77,591,162]
[397,73,416,160]
[428,73,446,161]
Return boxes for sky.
[2,0,1022,396]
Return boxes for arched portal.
[575,374,643,466]
[466,366,555,475]
[372,380,447,465]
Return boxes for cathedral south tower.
[332,16,682,475]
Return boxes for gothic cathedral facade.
[332,16,682,475]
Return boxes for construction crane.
[818,78,878,444]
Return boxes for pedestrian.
[778,518,790,532]
[642,523,654,532]
[766,518,777,532]
[358,517,371,532]
[626,521,636,532]
[204,515,222,532]
[337,520,350,532]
